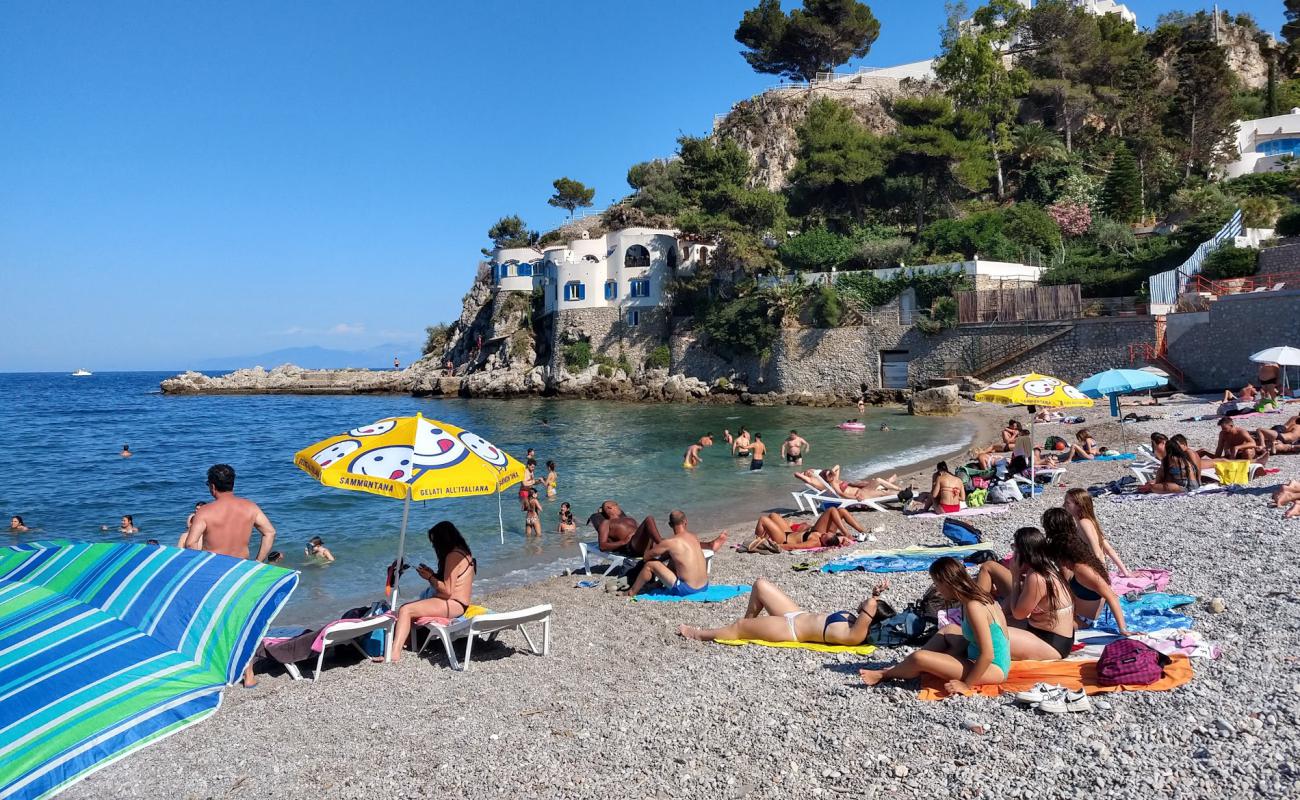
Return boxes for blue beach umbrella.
[0,542,297,800]
[1078,369,1168,417]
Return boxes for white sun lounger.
[1013,467,1066,488]
[414,604,554,671]
[281,616,395,681]
[792,489,900,513]
[577,542,714,577]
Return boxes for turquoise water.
[0,372,972,623]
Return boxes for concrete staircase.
[939,324,1075,380]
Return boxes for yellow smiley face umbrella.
[975,373,1093,495]
[294,413,525,612]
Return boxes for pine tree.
[734,0,880,83]
[1100,144,1141,223]
[547,178,595,217]
[1285,1,1300,68]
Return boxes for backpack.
[942,518,983,545]
[1097,639,1167,686]
[868,610,928,646]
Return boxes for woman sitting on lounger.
[1138,434,1201,494]
[679,576,888,644]
[1063,488,1130,577]
[861,557,1009,694]
[749,506,863,551]
[1042,508,1129,634]
[380,521,476,663]
[975,526,1078,660]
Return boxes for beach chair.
[798,490,900,512]
[577,542,714,577]
[414,604,553,671]
[278,616,395,681]
[1014,467,1065,488]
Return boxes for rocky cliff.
[160,364,414,394]
[714,78,915,192]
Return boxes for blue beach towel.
[634,584,750,602]
[1095,592,1195,634]
[1092,453,1136,461]
[822,546,980,574]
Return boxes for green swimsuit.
[962,609,1011,675]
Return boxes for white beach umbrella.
[1250,346,1300,397]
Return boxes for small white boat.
[71,369,92,377]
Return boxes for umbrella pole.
[387,493,412,663]
[497,470,505,545]
[1030,417,1036,502]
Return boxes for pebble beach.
[67,395,1299,800]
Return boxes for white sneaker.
[1038,687,1092,714]
[1013,683,1058,705]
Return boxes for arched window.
[625,245,651,268]
[583,254,600,263]
[666,246,678,270]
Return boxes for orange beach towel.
[913,654,1193,701]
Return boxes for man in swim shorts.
[749,433,766,471]
[1258,362,1281,400]
[782,430,809,465]
[1202,417,1262,462]
[683,441,704,469]
[732,427,751,457]
[625,510,711,597]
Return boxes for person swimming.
[9,515,28,533]
[120,444,132,458]
[305,536,335,562]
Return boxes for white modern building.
[488,228,715,325]
[1222,108,1300,178]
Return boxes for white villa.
[489,228,715,325]
[1222,108,1300,178]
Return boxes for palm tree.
[1011,123,1066,166]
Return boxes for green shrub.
[777,226,856,272]
[810,284,842,327]
[714,376,731,388]
[422,323,450,356]
[930,295,958,328]
[597,364,614,378]
[562,341,592,371]
[1276,207,1300,237]
[1201,247,1258,280]
[702,295,778,357]
[645,345,670,370]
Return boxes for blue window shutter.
[578,283,586,300]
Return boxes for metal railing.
[1186,269,1299,297]
[1148,210,1244,305]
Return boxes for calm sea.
[0,371,972,624]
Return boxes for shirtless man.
[683,442,704,469]
[722,429,734,446]
[781,430,810,465]
[626,510,711,597]
[593,501,662,558]
[732,427,751,457]
[1253,415,1300,454]
[1199,417,1261,463]
[183,464,277,687]
[1258,362,1282,400]
[749,433,767,471]
[1223,383,1258,404]
[699,433,715,448]
[120,444,133,458]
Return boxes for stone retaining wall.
[1166,290,1300,390]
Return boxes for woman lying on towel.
[860,558,1009,694]
[975,526,1081,660]
[748,506,863,551]
[378,521,476,664]
[678,577,887,644]
[1042,508,1130,635]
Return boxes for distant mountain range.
[194,343,423,371]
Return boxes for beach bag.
[1214,460,1251,486]
[941,518,983,545]
[1097,639,1167,686]
[966,488,988,508]
[1044,435,1068,452]
[868,610,927,646]
[971,476,990,490]
[987,481,1023,504]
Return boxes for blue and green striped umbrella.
[0,542,297,799]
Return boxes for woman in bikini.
[558,501,576,533]
[544,460,559,499]
[748,506,863,551]
[905,461,964,514]
[1064,429,1101,461]
[679,577,888,644]
[380,521,476,663]
[1139,434,1201,494]
[1063,488,1130,577]
[794,466,903,500]
[861,557,1010,693]
[523,487,543,537]
[975,526,1077,660]
[1042,508,1130,634]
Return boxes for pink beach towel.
[1111,568,1171,595]
[905,505,1010,520]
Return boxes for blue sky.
[0,0,1284,371]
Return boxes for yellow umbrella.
[294,413,525,610]
[975,373,1093,492]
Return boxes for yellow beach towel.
[1214,460,1251,486]
[714,639,876,655]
